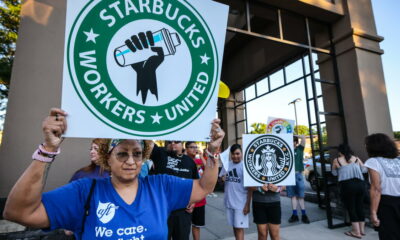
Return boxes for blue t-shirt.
[69,165,110,182]
[42,175,193,239]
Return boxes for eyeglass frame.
[112,151,143,163]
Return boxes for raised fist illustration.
[125,31,165,104]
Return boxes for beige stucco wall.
[0,0,92,198]
[318,0,393,160]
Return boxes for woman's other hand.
[261,184,269,192]
[267,184,279,192]
[42,108,68,151]
[208,119,225,154]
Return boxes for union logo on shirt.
[96,201,119,224]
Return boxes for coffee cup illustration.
[114,28,181,67]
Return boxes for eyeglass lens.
[114,151,143,162]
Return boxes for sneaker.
[301,215,310,224]
[210,192,218,198]
[288,215,299,223]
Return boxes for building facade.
[0,0,392,226]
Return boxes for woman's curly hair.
[73,138,110,173]
[97,139,112,171]
[97,139,151,172]
[365,133,399,159]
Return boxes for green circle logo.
[67,0,218,136]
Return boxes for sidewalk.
[222,220,379,240]
[200,191,378,240]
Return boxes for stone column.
[319,0,393,159]
[219,91,245,148]
[0,0,91,198]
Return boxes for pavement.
[196,191,378,240]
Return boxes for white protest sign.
[243,134,295,186]
[266,117,295,134]
[219,146,230,172]
[61,0,229,140]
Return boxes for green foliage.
[0,0,21,86]
[394,131,400,140]
[293,125,309,135]
[0,0,21,129]
[250,122,266,134]
[310,126,328,150]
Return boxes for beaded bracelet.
[32,144,60,163]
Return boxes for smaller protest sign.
[219,146,230,172]
[243,134,295,186]
[266,117,295,134]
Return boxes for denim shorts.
[286,172,305,198]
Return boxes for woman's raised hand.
[42,108,68,151]
[208,119,225,154]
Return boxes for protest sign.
[219,146,230,172]
[61,0,229,140]
[243,134,295,186]
[266,117,295,134]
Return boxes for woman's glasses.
[113,151,143,163]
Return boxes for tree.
[0,0,21,130]
[293,125,309,135]
[250,122,266,134]
[394,131,400,140]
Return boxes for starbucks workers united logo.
[244,135,293,184]
[67,0,218,136]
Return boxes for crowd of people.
[2,108,399,240]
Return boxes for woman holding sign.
[252,183,285,240]
[3,108,224,240]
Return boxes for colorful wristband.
[38,144,60,157]
[206,149,219,160]
[32,144,60,163]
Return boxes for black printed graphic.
[114,29,181,105]
[125,31,164,104]
[273,125,282,134]
[226,168,241,183]
[244,135,293,184]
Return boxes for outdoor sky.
[246,0,400,132]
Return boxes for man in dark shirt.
[147,140,199,240]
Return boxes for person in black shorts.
[147,140,199,240]
[252,184,285,240]
[184,141,207,240]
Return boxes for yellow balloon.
[218,81,230,99]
